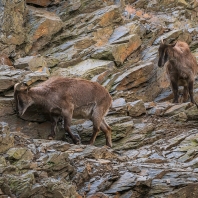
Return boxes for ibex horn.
[14,83,23,91]
[161,37,164,44]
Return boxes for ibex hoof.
[73,134,81,145]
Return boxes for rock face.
[0,0,198,197]
[26,0,60,7]
[0,122,14,153]
[52,59,116,79]
[0,0,26,51]
[24,6,63,55]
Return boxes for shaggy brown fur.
[158,40,198,104]
[14,77,112,147]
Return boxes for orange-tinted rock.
[127,100,146,117]
[0,55,13,66]
[0,0,26,46]
[93,26,114,47]
[164,103,191,116]
[112,34,142,64]
[14,55,47,71]
[26,0,60,7]
[115,62,154,91]
[99,6,122,27]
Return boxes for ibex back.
[14,77,112,147]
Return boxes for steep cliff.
[0,0,198,197]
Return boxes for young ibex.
[14,77,112,147]
[158,39,198,105]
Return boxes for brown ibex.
[14,77,112,147]
[158,39,198,105]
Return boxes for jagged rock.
[114,62,154,91]
[148,102,174,116]
[39,151,74,172]
[0,156,7,168]
[91,70,112,85]
[43,5,122,66]
[167,183,198,198]
[108,22,145,44]
[111,34,142,64]
[6,171,36,197]
[0,122,14,154]
[37,140,71,152]
[154,29,186,45]
[0,1,198,197]
[93,26,114,47]
[104,172,136,194]
[14,55,47,71]
[25,6,63,55]
[111,98,127,115]
[92,34,142,64]
[0,65,25,92]
[26,0,60,7]
[112,98,126,108]
[144,101,156,110]
[170,112,188,122]
[185,105,198,120]
[41,178,79,198]
[45,56,60,68]
[127,100,146,117]
[164,103,192,116]
[52,59,116,79]
[0,0,26,48]
[87,192,108,198]
[114,122,155,150]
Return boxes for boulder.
[164,103,192,116]
[7,171,35,198]
[0,65,25,93]
[111,98,127,115]
[52,59,116,80]
[93,26,114,47]
[70,116,134,146]
[114,62,154,91]
[0,97,15,117]
[127,100,146,117]
[25,6,63,55]
[154,29,184,45]
[170,112,188,122]
[14,55,47,71]
[148,102,174,116]
[23,69,49,86]
[0,0,26,48]
[92,34,142,64]
[185,105,198,120]
[42,178,79,198]
[26,0,60,7]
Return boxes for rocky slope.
[0,0,198,197]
